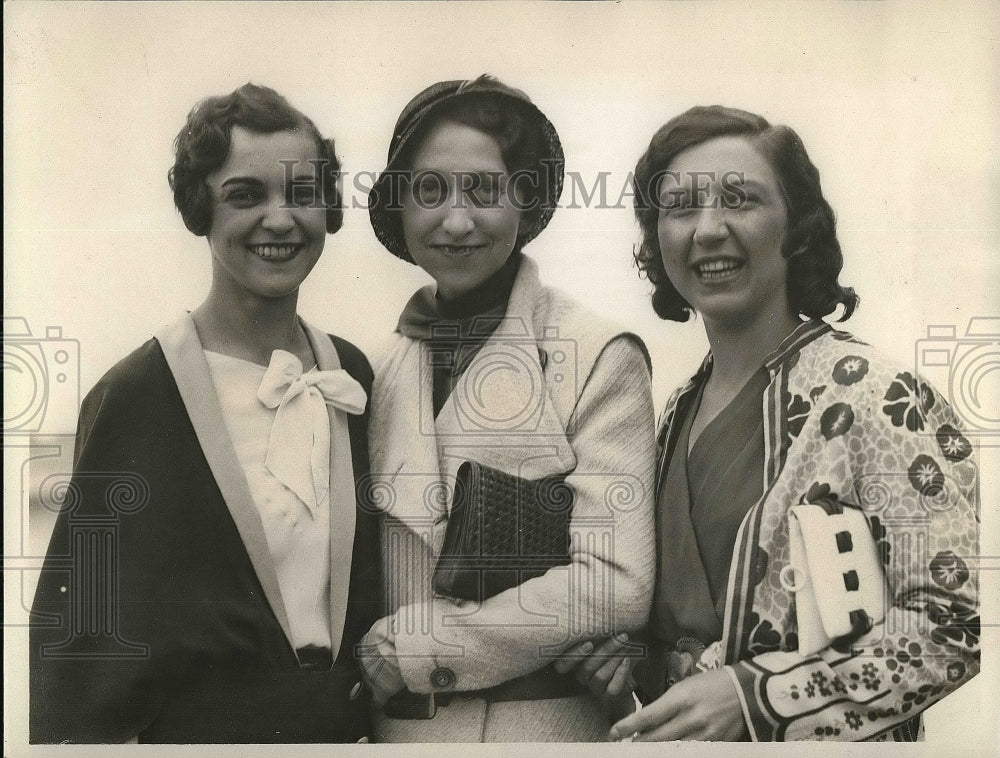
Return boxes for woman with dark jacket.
[30,83,380,743]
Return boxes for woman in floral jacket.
[558,105,979,741]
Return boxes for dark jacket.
[30,322,381,743]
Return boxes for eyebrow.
[410,168,507,178]
[219,176,265,188]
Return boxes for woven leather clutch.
[433,461,574,602]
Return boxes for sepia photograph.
[4,1,997,755]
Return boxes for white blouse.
[204,349,332,651]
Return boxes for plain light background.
[4,1,998,756]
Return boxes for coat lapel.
[302,320,357,660]
[156,314,295,652]
[369,258,576,554]
[720,321,834,663]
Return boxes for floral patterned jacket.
[657,320,980,741]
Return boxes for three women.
[30,80,980,744]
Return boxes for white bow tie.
[256,349,367,514]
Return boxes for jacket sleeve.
[368,335,657,693]
[727,365,980,741]
[30,378,164,743]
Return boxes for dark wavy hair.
[168,83,342,236]
[633,105,858,322]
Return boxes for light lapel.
[302,319,358,661]
[156,314,295,652]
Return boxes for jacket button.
[430,666,456,689]
[348,681,364,701]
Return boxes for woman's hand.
[609,668,749,742]
[553,633,638,721]
[357,618,406,708]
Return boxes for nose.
[441,197,475,236]
[692,206,729,246]
[261,200,296,235]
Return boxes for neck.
[436,251,523,320]
[703,308,800,389]
[192,282,307,365]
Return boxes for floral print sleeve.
[722,329,979,741]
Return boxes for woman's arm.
[30,377,160,743]
[612,357,979,742]
[362,336,657,695]
[723,368,979,741]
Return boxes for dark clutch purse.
[432,460,575,602]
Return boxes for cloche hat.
[368,74,565,262]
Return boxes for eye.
[729,191,761,212]
[411,172,446,206]
[224,186,263,207]
[469,175,504,207]
[659,190,694,217]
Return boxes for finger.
[575,634,628,681]
[553,639,594,674]
[609,688,681,740]
[583,651,628,696]
[632,706,706,742]
[606,656,632,698]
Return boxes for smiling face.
[657,136,793,331]
[401,119,522,300]
[204,125,326,302]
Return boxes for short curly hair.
[633,105,858,322]
[168,83,342,236]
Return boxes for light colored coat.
[367,258,656,741]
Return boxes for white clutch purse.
[780,503,887,656]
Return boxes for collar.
[396,252,524,338]
[763,319,832,373]
[156,313,357,660]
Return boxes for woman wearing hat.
[360,75,656,742]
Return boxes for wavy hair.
[168,83,342,236]
[633,105,858,322]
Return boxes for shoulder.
[84,338,170,407]
[326,333,374,390]
[791,328,919,401]
[74,338,177,460]
[789,328,975,456]
[533,283,651,372]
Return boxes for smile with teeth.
[433,243,485,256]
[249,244,302,261]
[694,258,743,280]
